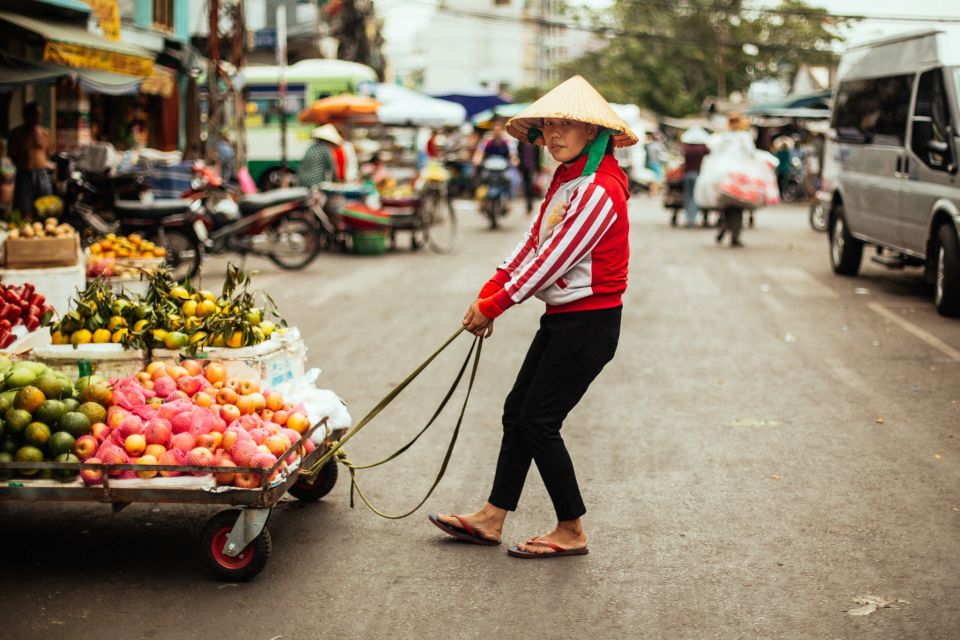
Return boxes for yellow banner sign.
[84,0,121,41]
[43,41,153,78]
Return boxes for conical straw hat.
[506,76,638,148]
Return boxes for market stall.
[0,264,353,580]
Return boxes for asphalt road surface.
[2,196,959,640]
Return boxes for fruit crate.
[0,419,343,581]
[151,327,307,389]
[31,344,147,380]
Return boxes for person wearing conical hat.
[297,124,342,187]
[430,76,636,558]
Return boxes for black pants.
[717,207,743,243]
[520,168,536,213]
[489,306,621,521]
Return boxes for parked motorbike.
[58,156,204,281]
[476,156,512,229]
[183,163,327,270]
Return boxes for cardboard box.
[5,235,80,268]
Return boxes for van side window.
[911,68,954,172]
[832,74,913,146]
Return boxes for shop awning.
[0,10,153,77]
[0,52,68,93]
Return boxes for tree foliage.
[559,0,850,117]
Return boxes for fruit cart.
[0,419,345,581]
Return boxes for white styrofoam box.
[1,328,52,358]
[32,343,145,380]
[150,327,306,389]
[0,262,86,316]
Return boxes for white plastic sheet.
[695,132,781,209]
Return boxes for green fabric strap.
[581,129,611,177]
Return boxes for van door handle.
[895,156,902,174]
[903,156,910,175]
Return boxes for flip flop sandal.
[507,540,589,559]
[428,514,502,546]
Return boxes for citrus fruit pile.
[77,359,313,487]
[0,283,55,349]
[87,233,167,260]
[50,264,284,352]
[0,356,111,482]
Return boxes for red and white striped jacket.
[477,153,630,318]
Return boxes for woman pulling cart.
[429,76,636,558]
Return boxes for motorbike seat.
[114,199,194,218]
[238,187,310,215]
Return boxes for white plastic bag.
[271,368,353,445]
[695,132,780,209]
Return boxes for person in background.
[334,123,359,183]
[714,113,755,247]
[361,152,389,189]
[773,138,793,198]
[517,140,542,214]
[297,124,342,187]
[680,127,710,227]
[8,102,53,215]
[644,131,666,196]
[473,117,518,166]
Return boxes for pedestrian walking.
[517,140,542,214]
[430,76,637,558]
[644,131,666,196]
[680,127,710,227]
[8,102,54,215]
[714,113,755,247]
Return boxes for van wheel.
[830,205,863,276]
[934,224,960,317]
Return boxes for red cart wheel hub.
[211,527,254,569]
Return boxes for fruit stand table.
[0,419,344,581]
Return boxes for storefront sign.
[84,0,121,41]
[43,41,153,77]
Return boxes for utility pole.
[277,4,288,173]
[207,0,220,161]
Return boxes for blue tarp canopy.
[430,90,508,118]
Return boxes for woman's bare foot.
[436,503,507,543]
[514,519,587,554]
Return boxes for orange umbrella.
[298,94,381,124]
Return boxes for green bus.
[243,58,377,189]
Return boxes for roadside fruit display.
[6,217,75,240]
[0,283,55,348]
[0,355,103,483]
[0,356,314,486]
[49,264,284,352]
[77,359,313,487]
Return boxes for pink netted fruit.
[158,449,182,477]
[144,418,172,446]
[281,428,301,444]
[303,438,317,454]
[238,414,263,432]
[171,432,196,453]
[186,446,215,469]
[230,440,257,466]
[152,375,177,398]
[214,458,237,485]
[251,452,278,469]
[118,414,145,438]
[248,428,268,445]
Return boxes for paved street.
[2,195,960,639]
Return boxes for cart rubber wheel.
[203,509,272,581]
[289,457,339,502]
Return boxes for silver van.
[823,28,960,316]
